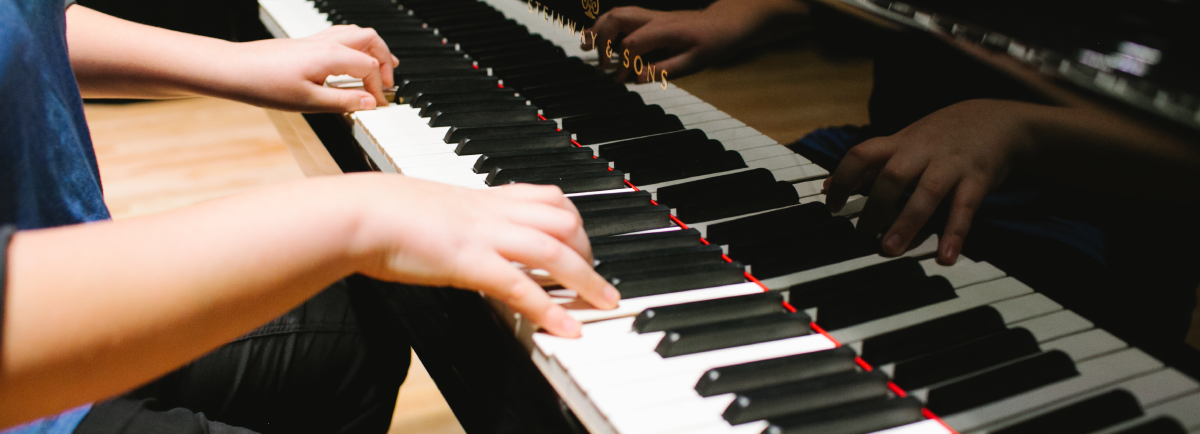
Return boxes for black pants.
[75,279,412,434]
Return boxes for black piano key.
[655,311,812,357]
[596,129,709,161]
[410,90,520,108]
[816,276,958,331]
[610,261,746,299]
[726,218,858,265]
[435,19,521,37]
[334,17,426,28]
[487,159,611,185]
[429,107,539,128]
[765,397,926,434]
[925,350,1080,416]
[593,244,726,278]
[576,117,687,146]
[747,234,877,279]
[390,49,467,59]
[488,56,580,76]
[520,170,626,193]
[589,228,703,257]
[395,58,474,74]
[458,133,576,157]
[629,150,748,186]
[381,34,448,49]
[402,0,492,14]
[892,328,1041,390]
[788,257,926,309]
[579,204,673,237]
[522,78,624,101]
[859,305,1008,366]
[473,146,593,173]
[419,100,528,117]
[723,371,891,425]
[653,168,776,207]
[423,12,505,27]
[695,347,860,397]
[675,181,799,223]
[705,203,833,245]
[633,291,787,333]
[569,191,652,212]
[474,47,567,68]
[503,67,601,90]
[444,121,558,143]
[447,28,530,46]
[992,388,1143,434]
[540,93,645,119]
[1111,417,1188,434]
[396,68,485,81]
[562,105,666,133]
[398,76,500,100]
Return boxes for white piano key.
[868,420,952,434]
[792,178,825,198]
[663,102,719,117]
[1040,328,1126,362]
[694,118,747,135]
[942,348,1163,432]
[654,95,707,109]
[757,235,939,290]
[553,331,666,370]
[680,421,769,434]
[639,88,692,103]
[829,277,1035,343]
[570,334,836,395]
[395,153,480,168]
[566,282,764,324]
[722,135,782,152]
[532,317,638,357]
[609,394,737,434]
[379,143,457,158]
[680,111,733,126]
[707,126,764,142]
[1010,310,1092,343]
[562,187,638,197]
[398,161,479,177]
[585,375,703,416]
[767,164,830,183]
[404,171,488,185]
[738,145,794,162]
[981,368,1199,433]
[991,293,1064,324]
[627,82,679,93]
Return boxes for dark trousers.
[76,279,411,434]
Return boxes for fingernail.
[940,242,958,263]
[883,233,902,253]
[359,96,374,111]
[560,316,581,337]
[603,285,621,307]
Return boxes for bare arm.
[66,6,396,112]
[0,174,618,428]
[825,99,1200,264]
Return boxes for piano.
[254,0,1200,433]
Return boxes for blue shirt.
[1,0,107,431]
[0,0,110,231]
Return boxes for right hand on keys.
[344,174,620,337]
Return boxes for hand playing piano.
[225,25,399,112]
[585,0,808,82]
[349,176,620,337]
[824,99,1031,265]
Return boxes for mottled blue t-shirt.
[1,0,107,431]
[0,0,110,231]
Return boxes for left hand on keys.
[227,25,398,113]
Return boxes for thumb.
[306,85,377,113]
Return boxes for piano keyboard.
[257,0,1200,433]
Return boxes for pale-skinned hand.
[343,175,619,337]
[825,99,1035,265]
[222,25,399,113]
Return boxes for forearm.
[66,6,245,100]
[0,177,366,427]
[703,0,809,46]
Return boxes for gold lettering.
[543,5,550,20]
[567,20,576,36]
[534,2,541,14]
[606,39,613,58]
[580,28,588,44]
[527,0,534,12]
[633,56,644,75]
[622,48,630,68]
[660,70,669,89]
[646,63,657,83]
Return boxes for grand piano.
[251,0,1200,432]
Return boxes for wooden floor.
[85,40,1199,433]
